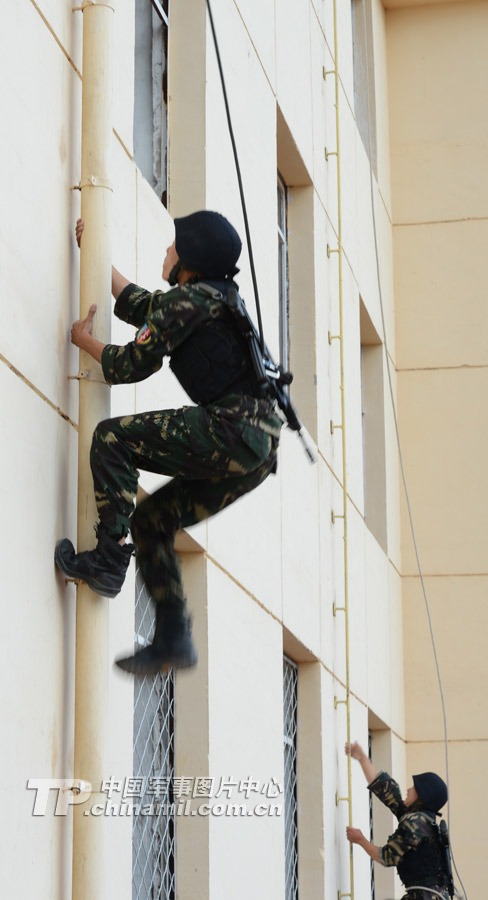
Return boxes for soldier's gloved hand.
[71,304,97,348]
[75,218,84,248]
[345,741,365,761]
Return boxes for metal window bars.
[277,174,290,376]
[133,0,169,204]
[132,567,175,900]
[368,731,375,900]
[283,656,299,900]
[151,0,168,26]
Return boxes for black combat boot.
[55,529,134,598]
[115,603,198,675]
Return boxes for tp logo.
[27,779,92,816]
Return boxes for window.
[360,300,387,552]
[277,173,290,374]
[133,568,175,899]
[351,0,377,175]
[276,106,316,438]
[368,731,376,900]
[283,656,298,900]
[134,0,169,205]
[367,719,396,899]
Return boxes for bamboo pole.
[331,1,354,897]
[73,3,113,899]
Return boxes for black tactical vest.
[169,287,257,405]
[397,816,449,888]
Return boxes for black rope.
[205,0,265,354]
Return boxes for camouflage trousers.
[89,397,281,608]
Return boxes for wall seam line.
[403,572,488,579]
[394,215,488,228]
[28,0,134,168]
[28,0,82,79]
[232,0,276,97]
[0,352,78,430]
[406,738,488,745]
[113,129,132,161]
[398,364,488,373]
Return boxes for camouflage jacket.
[101,281,230,387]
[100,281,282,439]
[368,771,439,868]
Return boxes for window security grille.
[134,0,169,204]
[277,174,290,375]
[150,0,168,23]
[368,731,375,900]
[283,656,298,900]
[133,568,175,900]
[351,0,377,176]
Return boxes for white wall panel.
[0,0,81,419]
[208,563,285,900]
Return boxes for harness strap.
[406,887,449,899]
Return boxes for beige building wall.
[387,1,488,898]
[5,0,479,898]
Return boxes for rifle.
[225,286,316,463]
[438,820,455,899]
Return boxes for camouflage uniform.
[369,772,450,900]
[92,280,281,607]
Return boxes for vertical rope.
[205,0,265,352]
[358,1,466,896]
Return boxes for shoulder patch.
[136,322,155,345]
